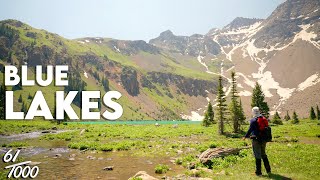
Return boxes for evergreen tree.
[0,84,6,119]
[238,99,246,125]
[229,71,241,133]
[202,112,211,127]
[272,111,283,125]
[310,106,316,120]
[292,111,299,124]
[216,76,227,135]
[284,110,291,121]
[21,101,25,113]
[203,102,214,127]
[28,93,32,99]
[102,76,110,92]
[251,82,270,118]
[18,94,22,103]
[317,105,320,120]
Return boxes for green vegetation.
[317,105,320,120]
[228,71,245,133]
[284,110,291,121]
[251,82,270,118]
[292,111,299,124]
[310,106,316,120]
[0,119,319,179]
[0,84,5,119]
[155,164,170,174]
[203,102,214,127]
[272,111,283,125]
[216,76,227,135]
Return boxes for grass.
[0,119,319,179]
[155,164,170,174]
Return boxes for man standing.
[243,107,271,176]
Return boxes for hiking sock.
[255,158,262,175]
[263,157,271,173]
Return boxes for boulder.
[130,171,158,180]
[103,166,114,171]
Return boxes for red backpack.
[256,116,272,142]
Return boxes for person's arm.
[244,121,253,138]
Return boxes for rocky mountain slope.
[0,0,319,120]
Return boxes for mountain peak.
[159,30,174,38]
[224,17,263,30]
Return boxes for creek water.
[0,130,185,179]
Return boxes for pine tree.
[238,99,246,125]
[21,101,25,113]
[28,93,32,99]
[18,94,22,103]
[203,102,214,127]
[0,84,6,119]
[216,76,227,135]
[284,110,291,121]
[229,71,241,133]
[202,112,211,127]
[317,105,320,120]
[272,111,283,125]
[292,111,299,124]
[251,82,270,118]
[310,106,316,120]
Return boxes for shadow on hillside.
[263,173,292,180]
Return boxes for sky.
[0,0,284,41]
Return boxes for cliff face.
[146,72,216,97]
[121,67,140,96]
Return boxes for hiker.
[242,107,271,176]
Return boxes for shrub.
[272,119,283,125]
[155,164,169,174]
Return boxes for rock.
[216,170,226,175]
[120,67,140,96]
[98,157,104,160]
[42,130,51,133]
[55,154,62,157]
[80,129,86,135]
[173,124,178,128]
[187,162,196,170]
[199,147,250,164]
[69,154,76,158]
[131,171,158,180]
[155,123,160,127]
[29,161,41,166]
[87,155,96,160]
[177,150,183,154]
[103,166,114,171]
[68,158,75,161]
[198,167,212,173]
[146,160,153,165]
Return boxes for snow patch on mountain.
[221,21,263,36]
[238,90,252,97]
[252,71,295,101]
[237,72,255,88]
[114,46,121,53]
[181,111,204,121]
[297,73,320,91]
[84,71,88,78]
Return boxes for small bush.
[175,158,183,165]
[209,143,217,148]
[272,119,283,125]
[155,164,169,174]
